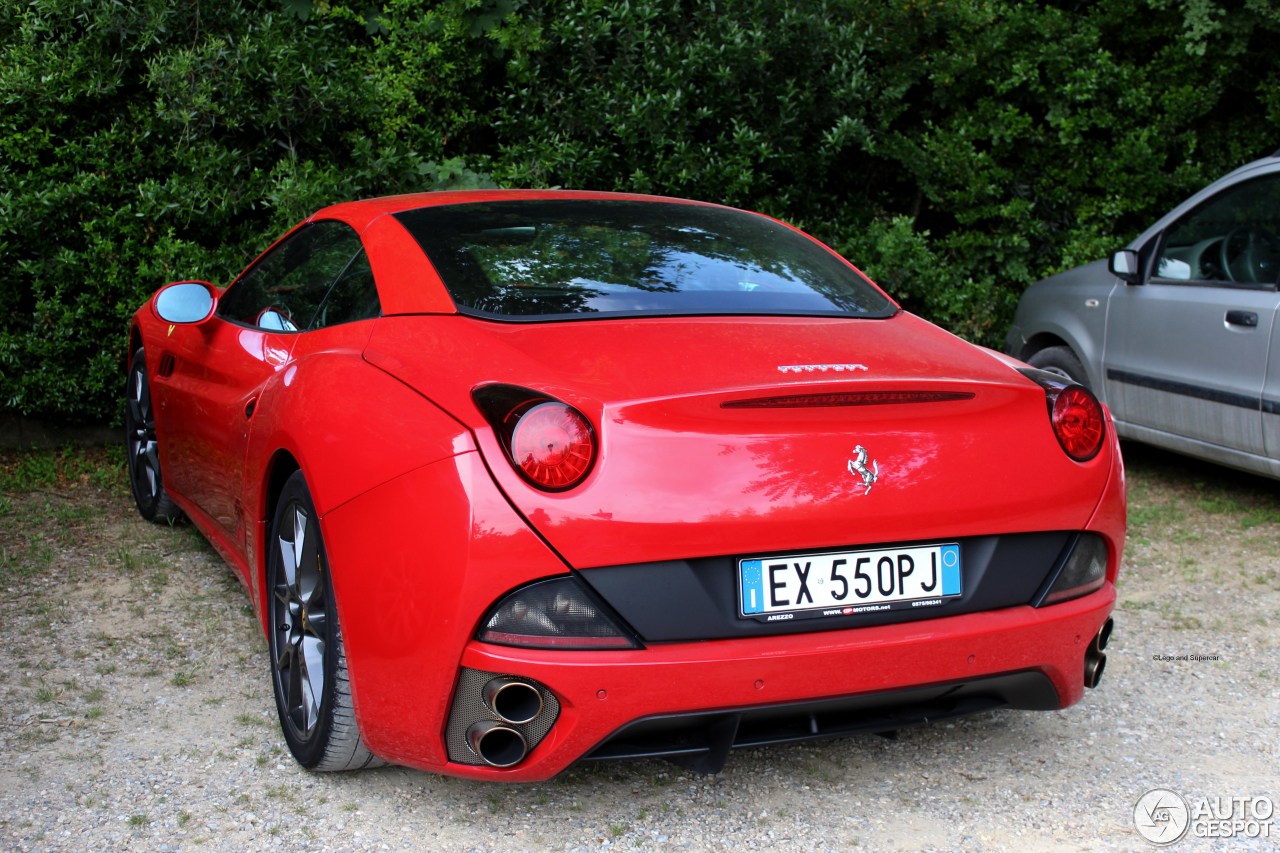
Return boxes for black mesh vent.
[445,668,561,767]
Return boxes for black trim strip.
[1264,398,1280,416]
[1106,368,1260,411]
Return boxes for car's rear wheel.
[125,347,182,523]
[268,470,381,771]
[1029,345,1090,390]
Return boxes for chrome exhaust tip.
[1084,651,1107,689]
[466,721,528,768]
[446,668,560,768]
[1084,617,1113,688]
[1096,617,1113,652]
[483,677,544,725]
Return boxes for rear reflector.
[478,576,640,650]
[1037,533,1108,605]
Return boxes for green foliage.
[0,0,508,422]
[495,0,1280,342]
[833,0,1280,328]
[493,0,864,221]
[5,0,1280,423]
[0,445,119,491]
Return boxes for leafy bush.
[4,0,1280,423]
[0,0,507,422]
[496,0,1280,342]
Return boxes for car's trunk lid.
[365,313,1112,567]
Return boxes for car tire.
[268,470,382,771]
[1028,345,1090,389]
[125,348,183,523]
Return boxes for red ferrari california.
[126,191,1124,780]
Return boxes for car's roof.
[311,189,722,232]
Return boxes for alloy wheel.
[271,500,329,743]
[126,358,161,506]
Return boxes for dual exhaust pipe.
[1084,617,1113,689]
[466,677,545,767]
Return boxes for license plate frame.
[738,543,961,622]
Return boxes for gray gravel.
[2,444,1277,851]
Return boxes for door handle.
[1225,310,1258,327]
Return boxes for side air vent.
[157,353,176,378]
[721,390,975,409]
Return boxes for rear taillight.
[1051,385,1105,461]
[1020,368,1106,462]
[478,576,640,649]
[510,401,594,488]
[473,385,597,491]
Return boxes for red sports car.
[126,191,1124,780]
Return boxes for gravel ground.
[1,443,1277,852]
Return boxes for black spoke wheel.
[267,471,380,771]
[125,348,181,523]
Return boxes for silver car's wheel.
[125,348,182,523]
[1028,345,1090,390]
[268,470,381,771]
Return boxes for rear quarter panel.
[1012,259,1116,396]
[237,321,476,625]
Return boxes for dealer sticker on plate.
[739,543,961,621]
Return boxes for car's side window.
[1154,175,1280,286]
[311,249,380,329]
[218,221,365,331]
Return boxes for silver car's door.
[1104,175,1280,456]
[1264,302,1280,462]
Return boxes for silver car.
[1007,153,1280,479]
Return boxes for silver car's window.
[1154,175,1280,287]
[393,200,895,321]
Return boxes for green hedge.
[0,0,509,423]
[4,0,1280,423]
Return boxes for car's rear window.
[392,200,896,321]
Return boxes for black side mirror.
[153,281,216,324]
[1108,249,1141,285]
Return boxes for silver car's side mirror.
[154,281,216,324]
[1108,249,1141,284]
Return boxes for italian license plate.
[739,543,961,621]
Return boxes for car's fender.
[239,323,476,622]
[1009,259,1117,397]
[319,449,573,772]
